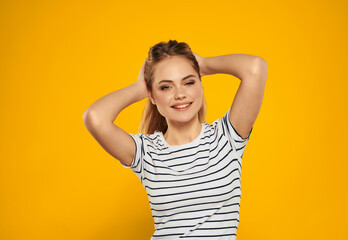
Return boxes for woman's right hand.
[135,58,149,99]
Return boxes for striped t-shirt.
[121,108,253,239]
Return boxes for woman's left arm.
[196,53,268,139]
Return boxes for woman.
[83,40,267,239]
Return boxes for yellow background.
[1,0,347,239]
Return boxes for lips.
[171,102,193,109]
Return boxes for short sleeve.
[120,133,145,182]
[219,107,253,160]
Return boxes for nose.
[174,87,186,100]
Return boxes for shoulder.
[201,121,222,141]
[132,131,167,150]
[209,114,225,133]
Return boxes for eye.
[160,85,170,90]
[186,81,195,85]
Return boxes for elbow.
[83,109,100,129]
[250,57,267,74]
[250,57,268,81]
[83,110,89,123]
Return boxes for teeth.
[173,103,190,109]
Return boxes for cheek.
[192,86,204,107]
[155,92,173,106]
[193,86,203,99]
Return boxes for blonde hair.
[138,40,207,134]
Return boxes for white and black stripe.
[121,108,252,239]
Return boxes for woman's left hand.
[193,52,207,77]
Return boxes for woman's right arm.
[82,59,148,166]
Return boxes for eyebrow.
[157,74,196,85]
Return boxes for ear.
[148,90,156,105]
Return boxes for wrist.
[201,57,212,76]
[132,82,148,101]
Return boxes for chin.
[169,113,199,123]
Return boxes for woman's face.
[149,55,203,125]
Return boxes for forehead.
[154,56,195,83]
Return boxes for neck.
[164,116,202,145]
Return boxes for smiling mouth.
[171,102,193,109]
